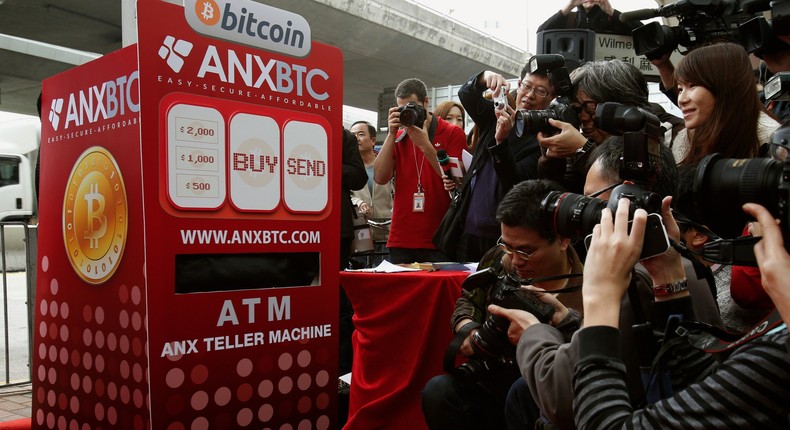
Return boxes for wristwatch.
[575,139,595,155]
[652,278,688,297]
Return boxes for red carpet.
[0,418,30,430]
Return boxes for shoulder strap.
[443,321,482,373]
[428,115,438,143]
[686,308,785,354]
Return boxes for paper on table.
[372,260,422,272]
[344,260,422,273]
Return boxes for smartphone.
[584,212,670,260]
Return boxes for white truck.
[0,112,40,223]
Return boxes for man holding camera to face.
[421,179,584,430]
[434,56,559,263]
[496,130,724,430]
[374,78,467,264]
[537,59,684,193]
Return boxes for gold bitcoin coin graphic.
[63,147,128,285]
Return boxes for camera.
[460,268,555,360]
[693,126,790,240]
[628,0,762,59]
[494,85,508,111]
[764,72,790,102]
[540,185,670,260]
[397,102,427,128]
[514,100,580,137]
[513,54,579,137]
[539,103,670,259]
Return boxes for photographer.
[434,58,555,262]
[496,138,720,430]
[572,199,790,429]
[537,0,643,36]
[374,78,467,263]
[537,59,684,193]
[421,179,584,430]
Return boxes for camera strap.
[443,321,482,374]
[519,273,583,294]
[682,308,785,354]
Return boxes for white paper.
[344,260,422,273]
[462,149,473,177]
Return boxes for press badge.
[413,192,425,212]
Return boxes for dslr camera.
[693,124,790,243]
[460,268,555,361]
[628,0,769,59]
[397,102,427,128]
[514,54,580,137]
[539,103,670,260]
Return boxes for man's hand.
[482,71,510,94]
[524,285,570,326]
[405,115,432,150]
[598,0,614,16]
[357,202,370,216]
[744,203,790,326]
[583,199,646,327]
[387,106,402,134]
[487,304,540,346]
[640,196,686,292]
[495,107,514,144]
[487,286,569,345]
[562,0,586,15]
[538,119,587,158]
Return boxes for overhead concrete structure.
[0,0,527,117]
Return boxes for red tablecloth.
[339,270,468,430]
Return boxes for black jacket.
[537,5,642,36]
[341,128,368,241]
[457,72,541,200]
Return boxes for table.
[339,270,469,430]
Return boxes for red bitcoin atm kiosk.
[35,0,342,428]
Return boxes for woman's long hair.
[675,42,765,164]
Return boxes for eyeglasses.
[497,236,551,260]
[572,101,598,116]
[518,81,549,99]
[588,182,620,198]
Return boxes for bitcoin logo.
[63,147,128,285]
[196,0,220,26]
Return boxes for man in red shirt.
[374,78,467,263]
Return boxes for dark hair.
[586,135,679,199]
[674,42,766,164]
[350,120,376,139]
[496,179,565,240]
[395,78,428,102]
[570,59,649,108]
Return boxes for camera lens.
[540,191,608,240]
[514,109,555,137]
[633,22,680,57]
[694,154,786,238]
[400,108,416,127]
